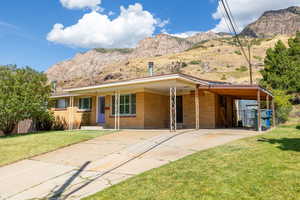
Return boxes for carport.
[199,84,275,131]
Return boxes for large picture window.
[79,97,92,111]
[112,94,136,116]
[55,98,69,109]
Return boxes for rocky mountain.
[46,32,221,88]
[241,6,300,38]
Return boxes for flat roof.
[50,73,273,98]
[63,73,228,93]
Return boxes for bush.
[221,74,227,80]
[35,111,55,131]
[234,50,242,55]
[254,55,263,61]
[236,66,248,72]
[273,90,293,124]
[190,60,202,65]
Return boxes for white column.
[69,96,74,130]
[114,92,118,130]
[257,90,262,132]
[195,86,200,130]
[169,87,177,132]
[272,99,276,128]
[118,92,120,130]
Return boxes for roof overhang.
[199,84,273,100]
[64,73,210,93]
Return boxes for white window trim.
[55,98,69,109]
[78,97,92,112]
[111,94,136,117]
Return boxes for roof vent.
[148,62,154,76]
[51,80,57,92]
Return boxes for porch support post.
[272,99,276,127]
[114,91,118,130]
[170,86,177,132]
[69,96,74,130]
[266,95,270,110]
[257,90,262,132]
[118,92,120,130]
[195,86,200,130]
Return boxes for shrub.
[236,66,248,72]
[221,74,227,80]
[234,50,242,55]
[190,60,202,65]
[181,62,188,68]
[35,111,55,131]
[273,90,293,124]
[254,55,263,61]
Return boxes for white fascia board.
[65,74,208,93]
[50,94,80,99]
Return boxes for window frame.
[78,97,92,112]
[111,94,136,116]
[54,98,69,110]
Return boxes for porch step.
[81,126,104,131]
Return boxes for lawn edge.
[0,130,118,168]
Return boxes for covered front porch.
[64,77,200,131]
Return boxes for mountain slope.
[241,6,300,38]
[46,32,221,88]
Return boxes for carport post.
[266,95,270,110]
[170,87,177,132]
[272,99,276,127]
[257,90,262,132]
[195,86,200,130]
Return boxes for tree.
[260,32,300,93]
[0,65,51,135]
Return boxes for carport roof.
[199,84,273,100]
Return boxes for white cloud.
[156,19,170,28]
[212,0,300,33]
[169,31,201,38]
[108,11,115,16]
[60,0,101,10]
[47,3,165,48]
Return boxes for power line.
[219,0,253,84]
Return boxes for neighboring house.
[50,73,274,131]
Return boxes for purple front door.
[98,97,105,124]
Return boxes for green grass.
[0,130,112,166]
[84,126,300,200]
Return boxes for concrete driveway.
[0,129,259,200]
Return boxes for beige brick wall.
[144,93,169,129]
[183,94,196,128]
[199,91,217,128]
[104,93,145,129]
[52,96,97,129]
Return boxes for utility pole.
[248,42,253,85]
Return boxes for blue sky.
[0,0,299,72]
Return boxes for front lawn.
[84,126,300,200]
[0,130,113,166]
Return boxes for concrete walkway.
[0,129,259,200]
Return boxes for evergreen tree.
[261,32,300,93]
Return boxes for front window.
[79,97,92,111]
[55,98,69,109]
[112,94,136,116]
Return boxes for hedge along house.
[50,73,275,132]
